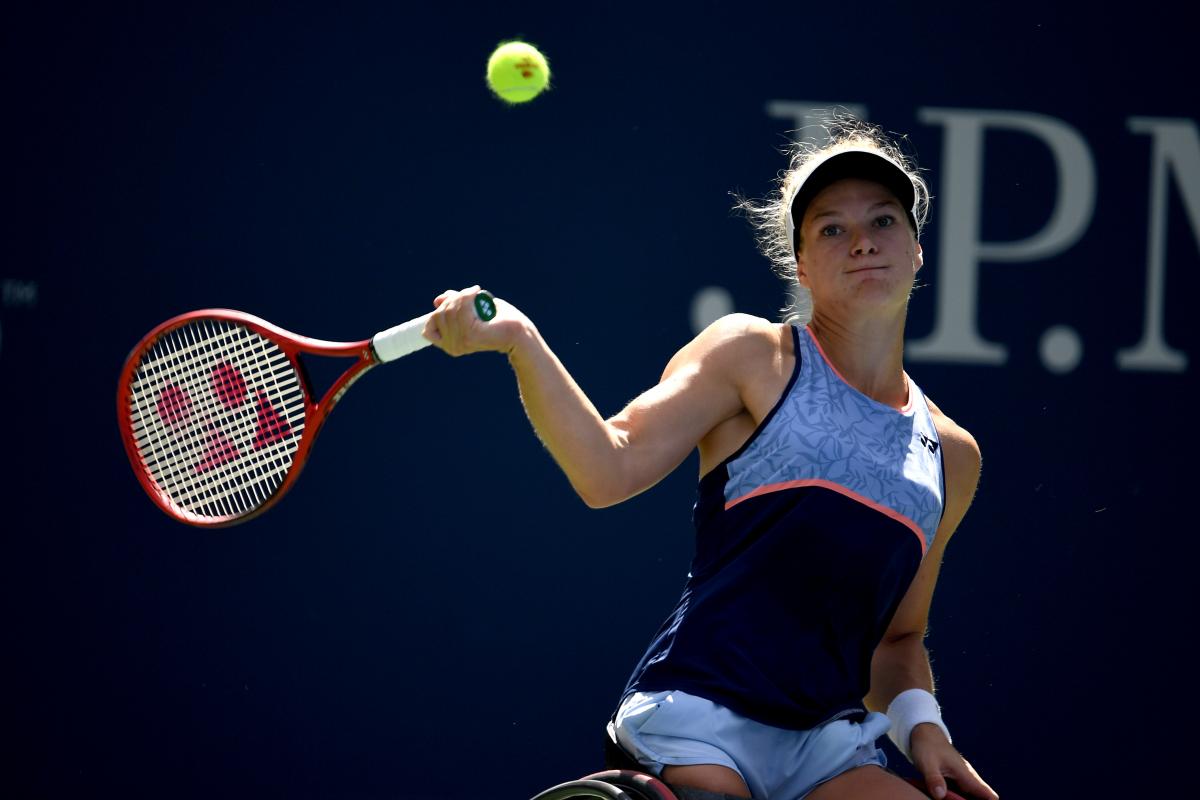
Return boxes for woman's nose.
[851,229,878,255]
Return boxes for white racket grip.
[371,312,434,363]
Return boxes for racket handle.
[371,291,497,363]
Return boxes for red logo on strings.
[252,390,293,449]
[211,361,248,409]
[195,425,241,473]
[182,361,294,473]
[156,383,192,428]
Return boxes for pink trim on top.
[725,478,927,555]
[804,326,912,414]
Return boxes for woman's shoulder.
[923,393,982,495]
[659,314,792,399]
[666,313,791,375]
[700,311,785,338]
[694,313,790,355]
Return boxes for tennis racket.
[117,292,496,527]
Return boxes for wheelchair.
[528,730,743,800]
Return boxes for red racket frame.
[117,309,381,527]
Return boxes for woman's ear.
[795,251,810,288]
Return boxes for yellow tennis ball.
[486,41,550,104]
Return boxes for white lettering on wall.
[1118,117,1198,372]
[907,108,1096,365]
[3,279,38,307]
[0,278,39,362]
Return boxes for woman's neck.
[807,310,909,408]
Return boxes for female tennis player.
[424,118,998,800]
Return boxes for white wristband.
[886,688,952,761]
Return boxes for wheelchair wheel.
[529,778,644,800]
[578,770,676,800]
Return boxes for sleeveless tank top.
[620,324,946,730]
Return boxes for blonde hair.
[735,115,930,324]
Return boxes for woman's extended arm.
[424,287,773,507]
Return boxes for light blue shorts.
[608,689,890,800]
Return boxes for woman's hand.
[423,285,534,357]
[910,723,998,800]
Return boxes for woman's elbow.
[576,484,626,509]
[572,472,637,509]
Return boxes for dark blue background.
[5,3,1195,797]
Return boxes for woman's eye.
[875,215,896,228]
[821,225,841,237]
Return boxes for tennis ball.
[486,41,550,104]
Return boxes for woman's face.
[796,177,923,315]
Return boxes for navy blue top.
[620,325,945,730]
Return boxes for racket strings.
[131,322,295,428]
[130,321,302,517]
[130,321,288,473]
[128,320,289,515]
[129,329,300,470]
[147,320,305,509]
[126,319,308,519]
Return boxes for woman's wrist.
[886,688,952,761]
[504,319,544,363]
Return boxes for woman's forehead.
[805,178,902,219]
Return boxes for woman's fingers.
[424,286,503,356]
